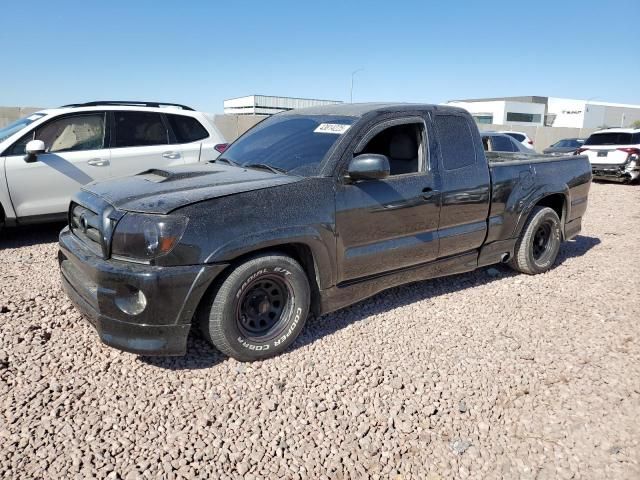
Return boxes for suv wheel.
[509,206,562,275]
[198,253,310,361]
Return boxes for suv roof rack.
[60,101,195,111]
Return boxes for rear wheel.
[198,253,310,361]
[509,206,562,275]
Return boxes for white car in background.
[0,101,227,228]
[578,128,640,183]
[480,132,535,153]
[499,130,535,150]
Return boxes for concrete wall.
[478,124,599,152]
[0,106,45,128]
[210,114,267,142]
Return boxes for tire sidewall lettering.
[235,267,292,300]
[236,307,302,352]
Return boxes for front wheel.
[198,253,310,361]
[509,206,562,275]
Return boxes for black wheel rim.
[532,222,553,261]
[236,274,292,341]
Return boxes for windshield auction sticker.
[314,123,351,134]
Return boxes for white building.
[547,98,640,128]
[224,95,342,116]
[446,98,545,126]
[446,96,640,128]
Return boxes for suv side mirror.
[347,154,390,181]
[24,140,46,163]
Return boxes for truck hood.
[82,163,302,214]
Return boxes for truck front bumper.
[58,227,227,356]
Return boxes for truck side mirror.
[24,140,46,163]
[347,154,390,181]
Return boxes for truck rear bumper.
[59,227,227,356]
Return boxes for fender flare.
[204,225,335,290]
[512,184,570,239]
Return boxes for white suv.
[0,101,226,228]
[579,128,640,183]
[499,131,535,150]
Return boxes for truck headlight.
[111,213,188,263]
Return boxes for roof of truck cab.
[283,102,465,117]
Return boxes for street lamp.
[350,68,364,103]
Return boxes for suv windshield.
[219,115,355,176]
[585,132,635,146]
[0,113,46,143]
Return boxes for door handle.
[87,158,110,167]
[422,187,439,200]
[162,151,181,160]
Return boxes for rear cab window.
[166,114,209,143]
[434,115,477,169]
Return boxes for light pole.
[350,68,364,103]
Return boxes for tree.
[632,120,640,129]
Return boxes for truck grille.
[70,203,104,256]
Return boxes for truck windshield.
[0,113,46,143]
[219,115,355,176]
[584,132,634,146]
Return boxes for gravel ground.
[1,181,639,479]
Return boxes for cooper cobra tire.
[509,206,562,275]
[198,253,310,362]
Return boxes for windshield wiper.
[244,163,287,174]
[213,157,240,167]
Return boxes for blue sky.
[2,0,639,113]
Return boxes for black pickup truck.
[59,104,592,361]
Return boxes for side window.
[166,114,209,143]
[114,111,168,147]
[5,131,35,156]
[434,115,476,170]
[36,114,105,153]
[359,123,424,176]
[492,135,515,152]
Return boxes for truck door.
[432,112,491,258]
[335,116,441,283]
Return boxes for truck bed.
[486,151,586,167]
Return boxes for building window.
[473,115,493,124]
[506,112,542,123]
